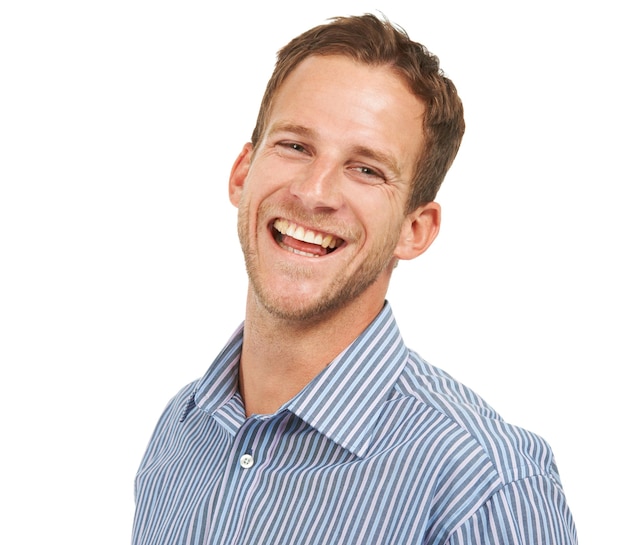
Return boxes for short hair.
[250,14,465,211]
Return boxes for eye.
[356,166,380,177]
[351,165,386,183]
[278,141,308,154]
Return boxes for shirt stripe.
[133,302,577,544]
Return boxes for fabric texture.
[132,302,577,544]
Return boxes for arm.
[446,475,577,545]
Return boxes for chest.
[133,406,488,544]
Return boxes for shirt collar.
[193,323,244,419]
[194,302,409,458]
[286,302,409,457]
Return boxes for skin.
[229,55,441,416]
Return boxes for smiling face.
[229,55,440,323]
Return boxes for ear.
[393,202,441,261]
[229,142,254,207]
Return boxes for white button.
[240,454,254,469]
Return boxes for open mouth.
[272,218,344,258]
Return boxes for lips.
[272,218,343,257]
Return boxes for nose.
[289,159,344,211]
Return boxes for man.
[132,14,577,544]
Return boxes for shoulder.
[395,351,562,488]
[138,380,199,462]
[389,352,577,541]
[158,380,198,422]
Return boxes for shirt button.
[240,453,254,469]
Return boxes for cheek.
[245,164,291,203]
[348,191,405,236]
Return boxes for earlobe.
[229,143,253,207]
[394,202,441,261]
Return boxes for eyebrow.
[350,145,402,179]
[267,122,316,139]
[267,122,403,178]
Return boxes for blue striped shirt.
[132,302,577,544]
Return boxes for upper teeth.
[274,219,338,249]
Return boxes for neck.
[238,288,386,417]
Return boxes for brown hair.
[250,14,465,210]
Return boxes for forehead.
[266,55,426,172]
[272,54,422,113]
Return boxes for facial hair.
[237,199,400,323]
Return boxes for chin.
[254,291,331,323]
[252,274,384,325]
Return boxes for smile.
[272,218,344,258]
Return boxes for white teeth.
[303,230,318,244]
[274,218,287,233]
[273,219,340,249]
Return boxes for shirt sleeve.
[446,474,577,545]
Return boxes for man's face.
[229,55,433,322]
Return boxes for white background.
[1,1,623,543]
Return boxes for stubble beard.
[237,202,398,323]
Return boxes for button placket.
[234,413,276,471]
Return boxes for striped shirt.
[132,302,577,544]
